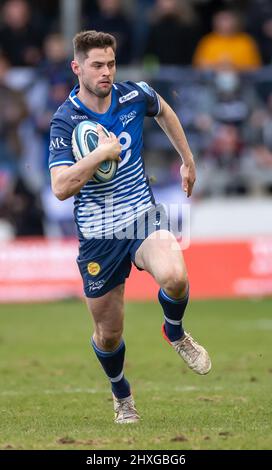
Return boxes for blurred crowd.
[0,0,272,238]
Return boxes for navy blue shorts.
[77,204,170,298]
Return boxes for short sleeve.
[48,118,75,170]
[136,81,161,117]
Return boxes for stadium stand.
[0,0,272,242]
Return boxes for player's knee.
[160,268,188,298]
[95,328,123,351]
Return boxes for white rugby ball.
[71,120,118,183]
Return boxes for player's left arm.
[155,94,196,197]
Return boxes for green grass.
[0,298,272,450]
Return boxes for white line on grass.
[0,385,222,397]
[236,319,272,330]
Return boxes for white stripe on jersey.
[117,155,141,174]
[52,83,159,240]
[77,194,151,223]
[103,201,152,236]
[76,156,153,238]
[79,200,153,238]
[78,190,151,222]
[82,158,143,191]
[69,91,80,108]
[84,194,152,224]
[78,182,149,215]
[80,167,144,197]
[77,185,151,219]
[49,160,74,169]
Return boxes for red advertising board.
[0,237,271,302]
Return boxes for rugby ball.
[72,120,118,183]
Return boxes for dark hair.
[73,30,117,60]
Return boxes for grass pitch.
[0,298,272,450]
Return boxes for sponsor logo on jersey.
[119,90,139,104]
[87,262,101,276]
[49,137,68,150]
[119,111,137,128]
[88,279,105,292]
[71,114,88,120]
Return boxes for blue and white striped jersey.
[49,81,161,240]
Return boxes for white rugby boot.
[113,394,140,424]
[162,325,212,375]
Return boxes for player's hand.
[97,124,122,161]
[180,160,196,197]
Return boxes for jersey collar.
[69,84,117,117]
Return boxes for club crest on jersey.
[119,90,139,104]
[87,262,101,276]
[119,111,137,128]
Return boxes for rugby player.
[49,30,211,424]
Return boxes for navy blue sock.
[91,337,131,399]
[158,287,189,341]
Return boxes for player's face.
[77,47,116,98]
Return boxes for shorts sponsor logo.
[88,279,105,292]
[87,262,101,276]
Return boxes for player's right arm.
[51,140,120,200]
[50,124,121,200]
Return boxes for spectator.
[86,0,133,64]
[0,53,28,164]
[193,0,230,34]
[0,0,47,67]
[131,0,155,61]
[240,144,272,194]
[196,66,260,128]
[34,0,61,33]
[250,16,272,65]
[2,176,45,236]
[39,32,73,84]
[202,123,246,195]
[34,33,74,181]
[207,124,243,168]
[36,76,71,175]
[245,91,272,149]
[240,87,272,193]
[0,53,44,235]
[246,1,272,63]
[193,9,262,71]
[145,0,201,66]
